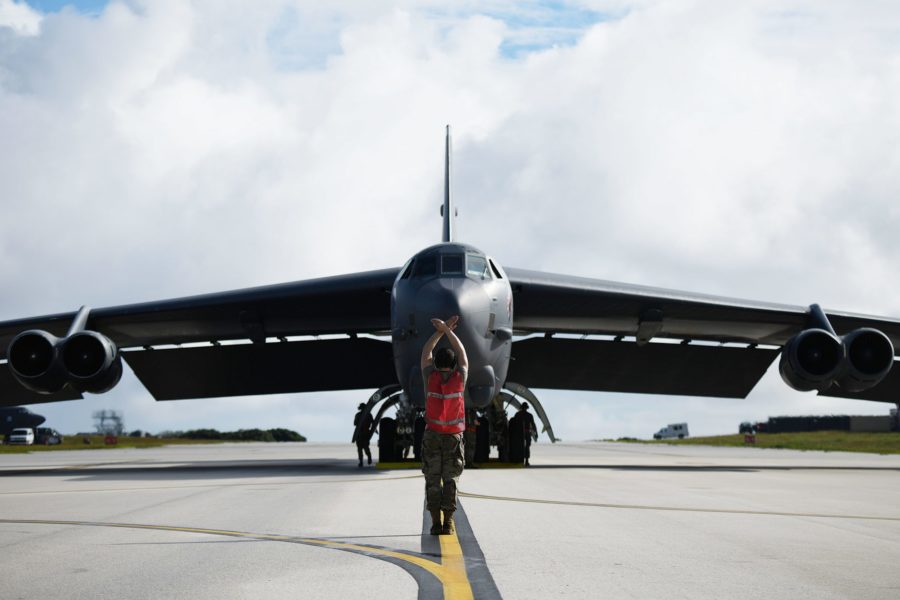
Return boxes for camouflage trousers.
[463,428,477,465]
[422,429,464,512]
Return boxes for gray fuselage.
[390,243,513,409]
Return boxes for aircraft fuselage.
[390,242,513,409]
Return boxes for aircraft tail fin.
[441,125,455,243]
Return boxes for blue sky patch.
[26,0,108,16]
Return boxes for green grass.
[0,435,230,454]
[618,431,900,455]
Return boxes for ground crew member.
[421,315,468,535]
[464,408,478,468]
[353,403,373,467]
[519,402,537,467]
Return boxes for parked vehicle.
[34,428,63,445]
[8,428,35,445]
[653,423,689,440]
[739,421,754,434]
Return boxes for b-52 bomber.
[1,127,899,459]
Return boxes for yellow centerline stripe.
[459,491,900,522]
[439,529,475,600]
[0,518,475,597]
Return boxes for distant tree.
[268,428,307,442]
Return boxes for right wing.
[0,268,400,406]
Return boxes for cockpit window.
[466,255,489,279]
[414,254,437,277]
[441,255,464,274]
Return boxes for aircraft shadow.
[0,458,398,480]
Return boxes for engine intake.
[7,330,67,393]
[779,328,844,392]
[7,329,122,395]
[60,331,122,394]
[835,328,894,392]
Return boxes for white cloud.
[2,1,900,441]
[0,0,41,36]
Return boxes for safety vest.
[425,370,466,434]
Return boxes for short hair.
[521,402,529,410]
[433,347,457,370]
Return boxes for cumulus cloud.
[2,0,900,439]
[0,0,41,36]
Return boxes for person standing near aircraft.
[421,315,468,535]
[519,402,538,467]
[353,403,373,467]
[464,408,479,468]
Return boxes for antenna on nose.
[441,125,455,243]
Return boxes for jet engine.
[779,328,844,392]
[60,331,123,394]
[834,328,894,392]
[7,330,67,393]
[7,329,122,394]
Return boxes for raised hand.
[446,315,460,330]
[431,318,447,331]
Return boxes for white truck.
[653,423,689,440]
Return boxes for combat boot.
[440,510,455,535]
[429,510,442,535]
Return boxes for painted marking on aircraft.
[458,491,900,522]
[0,507,500,600]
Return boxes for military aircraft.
[1,126,899,459]
[0,406,46,436]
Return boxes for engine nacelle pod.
[779,328,844,392]
[60,331,123,394]
[7,330,67,393]
[835,328,894,392]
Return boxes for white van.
[8,428,35,445]
[653,423,689,440]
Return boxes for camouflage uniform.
[422,428,464,511]
[421,364,467,513]
[464,409,478,466]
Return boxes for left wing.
[505,267,900,402]
[0,268,400,406]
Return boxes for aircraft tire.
[474,416,490,463]
[413,416,425,460]
[378,417,397,462]
[508,414,525,464]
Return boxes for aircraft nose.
[416,278,486,323]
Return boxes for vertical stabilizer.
[442,125,454,242]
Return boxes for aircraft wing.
[504,267,900,402]
[0,268,400,405]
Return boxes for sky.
[2,0,900,441]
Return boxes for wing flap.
[507,337,779,398]
[123,338,396,401]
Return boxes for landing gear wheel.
[378,417,397,463]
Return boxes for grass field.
[624,431,900,455]
[0,435,229,454]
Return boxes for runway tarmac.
[2,441,900,599]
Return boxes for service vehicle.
[34,427,63,445]
[653,423,689,440]
[8,427,35,445]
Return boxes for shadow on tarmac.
[0,458,390,480]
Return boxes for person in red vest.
[421,314,468,535]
